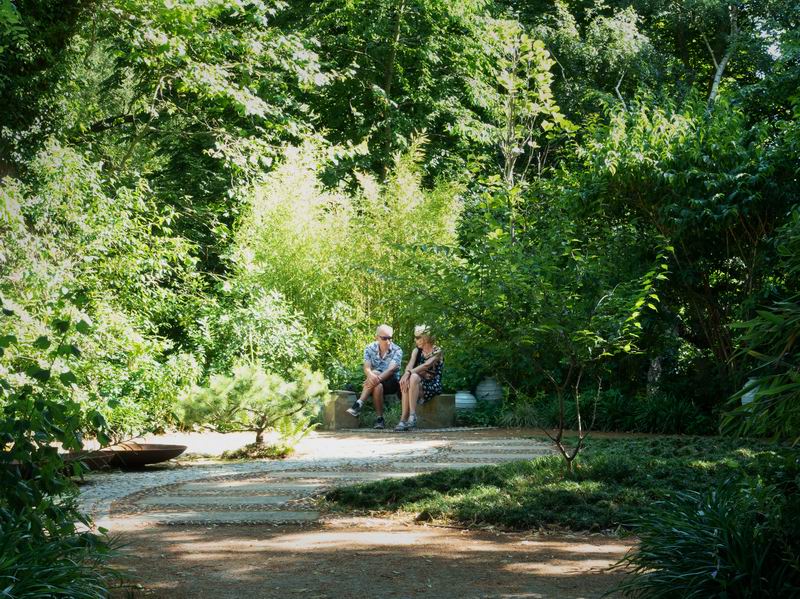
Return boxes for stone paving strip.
[83,432,554,529]
[178,481,326,492]
[138,495,295,507]
[118,511,320,525]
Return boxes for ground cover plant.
[325,436,800,532]
[616,476,800,597]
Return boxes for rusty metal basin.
[102,443,187,468]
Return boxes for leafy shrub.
[500,388,714,434]
[0,508,118,599]
[591,388,636,431]
[80,306,202,441]
[633,392,714,435]
[189,285,318,377]
[456,399,503,427]
[2,142,204,442]
[616,477,800,598]
[0,302,116,598]
[724,209,800,444]
[180,362,328,448]
[499,391,547,428]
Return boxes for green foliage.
[231,137,462,386]
[285,0,499,177]
[576,99,796,395]
[455,399,502,427]
[0,511,118,599]
[616,476,800,598]
[180,362,328,447]
[0,301,116,598]
[189,284,318,377]
[499,389,714,435]
[724,209,800,444]
[2,142,203,442]
[326,436,800,531]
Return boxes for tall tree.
[283,0,499,178]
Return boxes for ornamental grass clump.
[615,477,800,598]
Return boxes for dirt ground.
[103,428,640,598]
[110,516,634,599]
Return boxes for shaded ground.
[92,429,635,598]
[110,516,633,599]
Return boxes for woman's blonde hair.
[414,324,430,337]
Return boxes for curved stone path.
[79,429,555,530]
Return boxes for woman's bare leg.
[408,374,422,418]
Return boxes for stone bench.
[322,390,455,430]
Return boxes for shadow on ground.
[109,518,633,599]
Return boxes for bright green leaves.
[490,22,574,189]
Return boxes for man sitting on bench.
[346,324,403,430]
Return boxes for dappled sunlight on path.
[111,518,633,599]
[86,430,631,598]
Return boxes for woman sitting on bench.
[396,325,444,431]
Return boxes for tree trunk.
[647,356,663,398]
[705,5,738,111]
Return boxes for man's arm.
[379,362,399,381]
[363,359,381,386]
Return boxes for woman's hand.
[399,372,410,392]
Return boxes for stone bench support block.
[322,390,360,430]
[416,393,455,429]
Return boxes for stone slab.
[138,495,293,507]
[271,471,421,480]
[178,481,325,493]
[122,511,319,524]
[322,390,360,430]
[324,391,456,430]
[416,394,455,429]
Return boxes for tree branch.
[615,70,627,112]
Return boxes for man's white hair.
[376,324,393,337]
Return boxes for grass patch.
[220,443,293,460]
[324,436,800,531]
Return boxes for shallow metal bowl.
[102,443,187,468]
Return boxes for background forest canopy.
[0,0,798,444]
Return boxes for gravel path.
[80,429,555,529]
